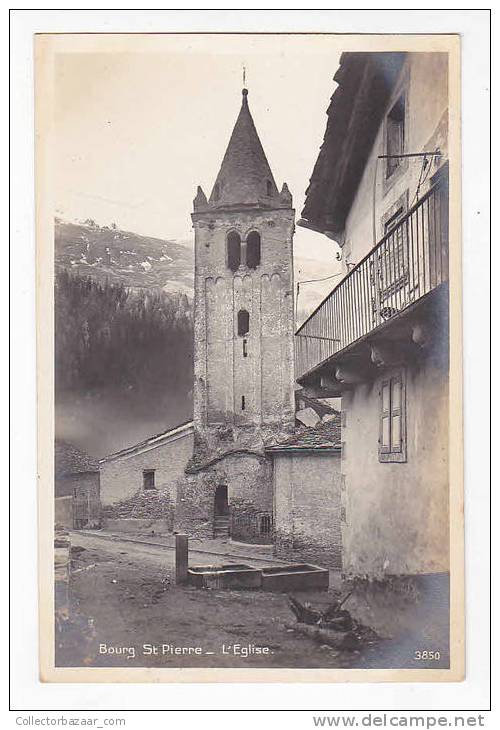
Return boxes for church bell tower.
[191,88,295,447]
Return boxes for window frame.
[142,469,156,490]
[385,93,406,179]
[246,230,261,269]
[227,231,241,272]
[382,67,409,195]
[375,191,411,309]
[237,309,250,337]
[378,370,407,463]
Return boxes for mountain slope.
[55,218,194,295]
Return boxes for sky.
[54,34,345,313]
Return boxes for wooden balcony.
[295,175,449,384]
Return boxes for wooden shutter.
[390,376,403,452]
[379,370,407,463]
[380,380,391,454]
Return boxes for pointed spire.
[193,185,208,211]
[279,182,292,206]
[206,88,290,209]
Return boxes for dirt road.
[57,532,449,671]
[57,532,368,669]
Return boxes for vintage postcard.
[36,32,463,682]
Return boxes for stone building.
[54,440,101,528]
[296,51,451,579]
[96,87,345,564]
[175,88,296,542]
[266,419,342,568]
[99,421,193,532]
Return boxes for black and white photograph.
[34,31,464,683]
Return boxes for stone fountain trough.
[187,564,262,589]
[260,564,329,592]
[187,563,329,591]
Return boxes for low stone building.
[54,440,101,528]
[99,421,193,532]
[266,419,342,568]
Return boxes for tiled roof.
[55,440,100,477]
[265,418,341,453]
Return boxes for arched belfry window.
[237,309,250,337]
[227,231,241,272]
[266,180,273,196]
[246,231,261,269]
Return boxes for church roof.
[194,89,292,212]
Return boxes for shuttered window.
[379,371,407,462]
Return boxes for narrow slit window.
[237,309,250,336]
[246,231,261,269]
[143,470,156,490]
[386,95,405,178]
[241,395,246,411]
[227,231,241,272]
[266,180,273,196]
[243,338,248,357]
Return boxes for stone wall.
[55,472,99,498]
[192,208,296,433]
[102,488,174,530]
[176,450,273,541]
[55,495,73,529]
[100,430,193,507]
[341,351,449,578]
[56,472,101,528]
[273,451,342,568]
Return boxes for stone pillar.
[175,533,189,585]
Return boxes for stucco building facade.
[266,420,342,568]
[296,51,450,578]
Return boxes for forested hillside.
[55,271,194,457]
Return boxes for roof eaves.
[101,420,194,463]
[300,52,406,237]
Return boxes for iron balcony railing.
[295,178,449,381]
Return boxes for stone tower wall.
[192,207,295,439]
